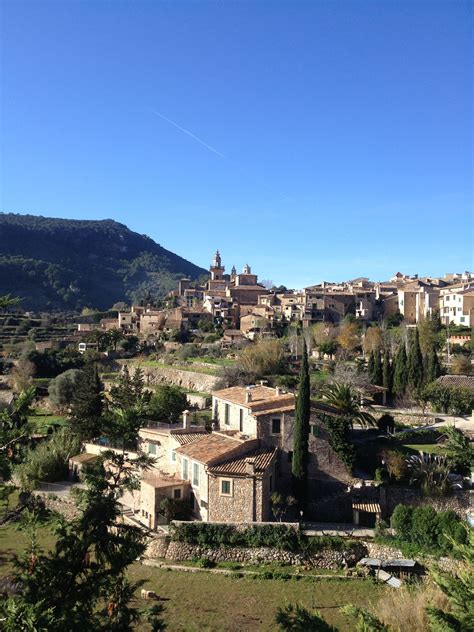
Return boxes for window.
[220,479,232,496]
[148,443,157,455]
[173,488,181,499]
[225,403,230,425]
[192,462,200,486]
[460,316,465,323]
[182,458,189,480]
[239,409,244,432]
[271,418,281,435]
[170,449,176,463]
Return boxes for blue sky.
[1,1,472,288]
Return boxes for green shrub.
[171,522,301,550]
[196,557,215,568]
[170,522,358,557]
[411,506,439,549]
[391,504,413,540]
[389,504,467,557]
[14,428,81,490]
[423,382,474,415]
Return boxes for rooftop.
[213,385,295,414]
[175,432,249,465]
[436,375,474,390]
[141,473,188,488]
[69,452,99,464]
[208,446,277,477]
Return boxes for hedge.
[170,522,358,554]
[384,504,468,558]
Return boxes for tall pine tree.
[292,339,311,507]
[70,364,104,440]
[407,328,424,391]
[392,344,408,396]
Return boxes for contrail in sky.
[150,109,226,158]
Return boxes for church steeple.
[210,249,225,281]
[212,250,222,269]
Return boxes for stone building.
[73,385,349,527]
[212,385,351,495]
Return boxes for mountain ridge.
[0,213,207,311]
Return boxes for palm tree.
[0,294,21,309]
[406,451,451,497]
[318,382,376,428]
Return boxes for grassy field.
[0,517,384,631]
[187,356,236,367]
[128,564,383,631]
[402,443,452,456]
[28,409,67,432]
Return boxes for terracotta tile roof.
[437,375,474,389]
[213,385,295,414]
[208,447,277,477]
[400,281,431,291]
[173,432,209,446]
[253,404,296,417]
[70,453,99,464]
[175,433,246,465]
[142,473,188,488]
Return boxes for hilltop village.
[79,251,474,340]
[1,254,473,630]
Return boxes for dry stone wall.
[132,364,222,393]
[144,533,368,569]
[384,487,471,519]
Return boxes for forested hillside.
[0,213,207,311]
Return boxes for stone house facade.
[211,385,351,497]
[74,386,349,529]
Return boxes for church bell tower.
[210,250,225,281]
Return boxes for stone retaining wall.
[35,494,81,521]
[132,364,222,393]
[144,534,368,569]
[364,542,404,560]
[384,487,471,519]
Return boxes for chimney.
[246,388,252,403]
[182,410,191,430]
[275,386,282,396]
[245,457,256,476]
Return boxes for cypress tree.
[392,344,407,395]
[425,345,441,384]
[70,364,104,440]
[292,339,311,507]
[367,351,375,382]
[407,328,424,390]
[382,350,393,396]
[373,351,383,386]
